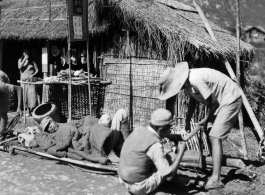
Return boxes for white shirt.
[185,68,241,114]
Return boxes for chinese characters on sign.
[73,16,83,39]
[68,0,87,41]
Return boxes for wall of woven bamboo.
[103,57,170,129]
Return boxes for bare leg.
[206,136,223,186]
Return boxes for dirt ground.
[3,112,265,195]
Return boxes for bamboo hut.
[0,0,254,123]
[0,0,253,63]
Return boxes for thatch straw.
[108,0,253,60]
[0,0,67,40]
[0,0,253,60]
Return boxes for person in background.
[0,70,23,141]
[70,49,79,71]
[50,45,64,73]
[118,108,187,195]
[78,50,97,77]
[79,50,88,72]
[158,62,242,190]
[18,49,40,116]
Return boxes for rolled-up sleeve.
[147,142,171,177]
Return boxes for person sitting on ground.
[0,70,23,141]
[109,108,130,156]
[118,108,187,195]
[157,62,242,190]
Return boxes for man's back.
[118,126,161,183]
[187,68,241,113]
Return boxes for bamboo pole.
[182,150,246,169]
[192,0,264,142]
[23,83,26,123]
[66,0,72,121]
[10,146,118,172]
[85,3,92,116]
[235,0,248,160]
[42,40,49,103]
[0,137,17,145]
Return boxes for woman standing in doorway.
[18,49,40,116]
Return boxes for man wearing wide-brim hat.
[158,62,242,190]
[118,108,187,195]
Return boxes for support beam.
[235,0,248,160]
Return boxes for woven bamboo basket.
[47,81,108,121]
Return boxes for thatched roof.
[0,0,253,60]
[0,0,67,40]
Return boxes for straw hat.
[157,62,189,100]
[151,108,174,126]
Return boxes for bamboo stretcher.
[0,142,245,170]
[0,145,118,172]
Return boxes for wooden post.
[86,7,92,116]
[66,1,72,121]
[235,0,248,160]
[42,40,49,103]
[23,83,26,123]
[100,37,104,79]
[193,0,264,142]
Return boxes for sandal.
[205,181,224,190]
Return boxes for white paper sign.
[73,16,83,39]
[42,48,48,72]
